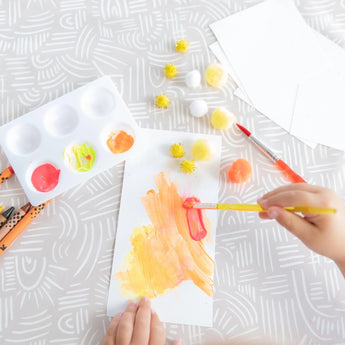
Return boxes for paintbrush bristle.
[182,198,196,209]
[236,123,251,137]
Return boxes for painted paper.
[107,129,221,326]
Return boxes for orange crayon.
[0,166,14,185]
[0,202,31,241]
[0,200,50,256]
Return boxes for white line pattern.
[0,0,345,344]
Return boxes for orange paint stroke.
[107,130,134,154]
[116,172,214,299]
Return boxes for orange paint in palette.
[106,130,134,154]
[0,76,141,205]
[116,172,214,299]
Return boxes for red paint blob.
[183,197,207,241]
[31,163,60,193]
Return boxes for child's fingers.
[259,190,319,209]
[116,302,138,345]
[267,206,316,244]
[131,297,151,345]
[103,313,122,345]
[258,212,270,219]
[259,183,320,201]
[149,312,166,345]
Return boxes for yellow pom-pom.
[192,139,212,161]
[180,159,196,174]
[170,143,185,158]
[205,64,227,87]
[155,94,170,108]
[175,39,189,52]
[164,64,177,78]
[211,107,236,129]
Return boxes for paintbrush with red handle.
[236,124,306,183]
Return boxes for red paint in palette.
[183,197,207,241]
[31,163,60,193]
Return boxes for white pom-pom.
[189,100,208,118]
[185,70,201,88]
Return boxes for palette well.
[0,76,142,205]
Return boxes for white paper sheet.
[209,42,317,149]
[289,29,345,150]
[291,69,345,151]
[210,0,326,131]
[313,29,345,75]
[107,129,222,327]
[209,0,345,151]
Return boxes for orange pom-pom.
[227,159,252,183]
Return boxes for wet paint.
[63,142,96,172]
[116,172,214,299]
[107,130,134,154]
[31,163,60,192]
[182,197,208,241]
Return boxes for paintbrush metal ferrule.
[249,134,280,163]
[192,203,216,209]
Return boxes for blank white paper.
[210,0,326,131]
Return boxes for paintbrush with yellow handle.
[190,203,336,214]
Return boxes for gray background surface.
[0,1,345,344]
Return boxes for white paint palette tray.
[0,76,143,205]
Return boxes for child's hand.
[258,184,345,276]
[103,297,181,345]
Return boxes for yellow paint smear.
[116,172,214,299]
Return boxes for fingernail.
[151,309,156,315]
[268,208,278,219]
[128,301,138,309]
[259,199,268,209]
[139,297,150,307]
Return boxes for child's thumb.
[267,206,315,244]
